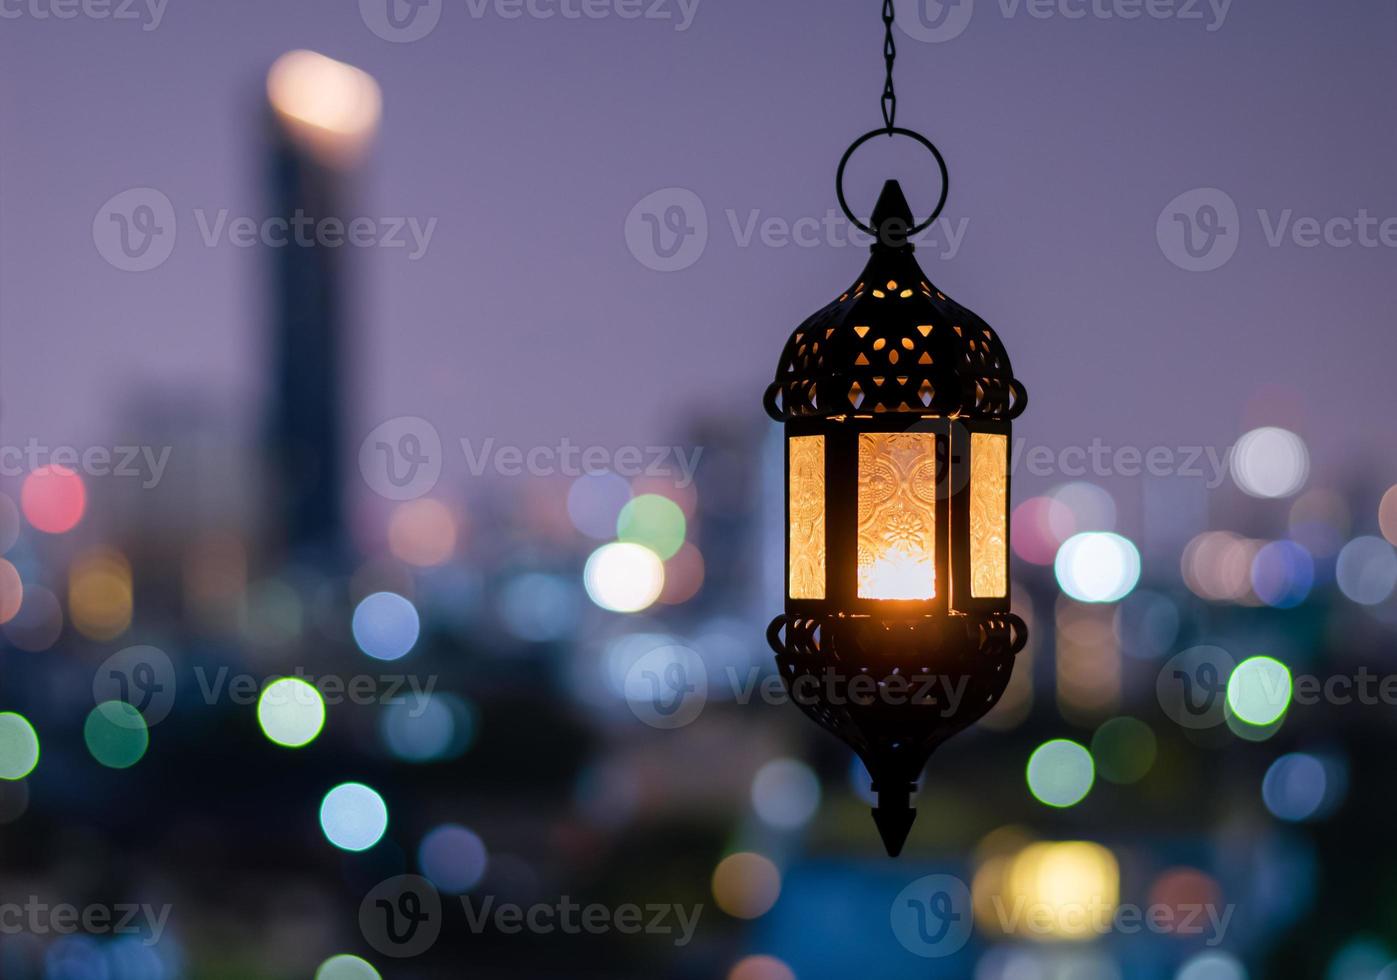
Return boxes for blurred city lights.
[19,465,86,534]
[567,473,632,539]
[1231,426,1309,499]
[1182,531,1262,604]
[0,558,22,625]
[1250,540,1315,608]
[319,782,389,852]
[711,852,782,919]
[1290,488,1351,558]
[499,571,580,641]
[387,499,458,567]
[659,542,705,605]
[1090,717,1156,785]
[729,955,797,980]
[1009,842,1119,941]
[1227,656,1292,727]
[1012,496,1074,565]
[351,591,421,660]
[1113,590,1180,660]
[315,954,382,980]
[256,678,326,749]
[418,823,488,894]
[583,542,664,613]
[1335,536,1397,606]
[380,694,474,762]
[0,712,40,780]
[3,584,63,652]
[1381,485,1397,547]
[616,493,687,560]
[1026,739,1095,808]
[1148,868,1223,931]
[266,50,382,165]
[68,548,134,641]
[1263,752,1339,822]
[1054,533,1140,603]
[84,702,149,769]
[1177,951,1247,980]
[1049,482,1117,533]
[750,758,821,830]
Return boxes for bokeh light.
[1231,426,1309,498]
[387,499,458,567]
[1263,752,1332,822]
[729,955,797,980]
[257,677,326,748]
[84,702,149,769]
[68,549,134,641]
[499,572,580,642]
[20,465,86,534]
[1381,485,1397,547]
[712,852,782,919]
[352,591,421,660]
[1004,841,1119,940]
[0,712,40,780]
[1049,481,1117,532]
[1290,488,1351,557]
[1011,496,1074,565]
[320,782,388,852]
[583,542,664,613]
[3,584,63,652]
[315,954,382,980]
[418,823,488,894]
[1177,951,1247,980]
[0,558,22,625]
[380,694,474,763]
[1182,531,1262,604]
[1054,532,1140,603]
[1113,590,1180,660]
[1335,537,1397,606]
[1250,540,1315,608]
[750,758,821,830]
[659,542,705,605]
[1227,656,1292,727]
[1090,717,1156,785]
[1026,739,1095,808]
[616,494,687,560]
[567,473,632,539]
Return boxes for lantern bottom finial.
[872,783,917,858]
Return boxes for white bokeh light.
[1055,533,1141,603]
[583,543,664,613]
[1231,427,1309,499]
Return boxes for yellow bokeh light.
[712,852,782,920]
[974,840,1120,942]
[388,499,459,568]
[69,549,133,642]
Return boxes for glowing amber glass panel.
[788,436,825,599]
[858,432,937,600]
[970,432,1009,598]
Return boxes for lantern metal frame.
[764,173,1028,856]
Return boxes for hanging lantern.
[763,4,1027,857]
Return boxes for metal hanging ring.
[836,127,950,238]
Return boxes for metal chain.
[880,0,897,132]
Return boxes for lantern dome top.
[764,181,1026,424]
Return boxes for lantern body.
[765,182,1026,855]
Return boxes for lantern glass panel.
[857,432,938,600]
[969,431,1009,598]
[788,435,826,600]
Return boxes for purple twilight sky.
[2,0,1395,500]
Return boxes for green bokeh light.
[0,713,40,780]
[1090,716,1157,785]
[257,677,326,748]
[616,494,686,560]
[1026,739,1095,808]
[315,955,382,980]
[1226,656,1292,727]
[84,702,149,769]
